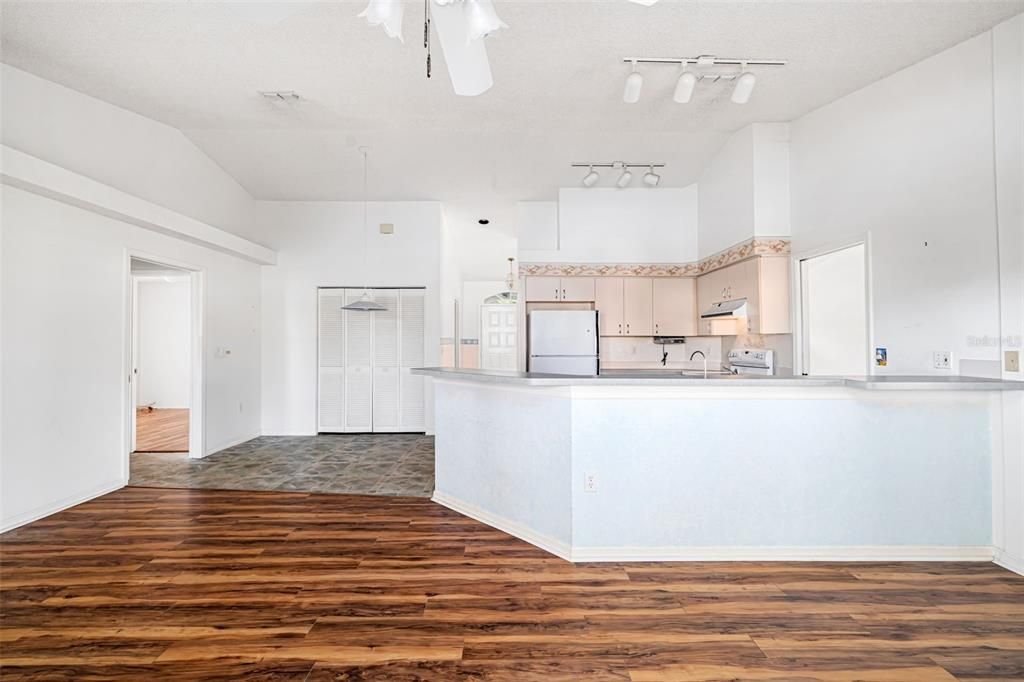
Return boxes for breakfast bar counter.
[414,367,1023,563]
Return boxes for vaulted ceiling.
[3,0,1022,209]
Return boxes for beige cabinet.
[652,278,697,337]
[524,276,595,302]
[594,277,625,336]
[622,278,653,336]
[560,277,596,302]
[695,257,790,335]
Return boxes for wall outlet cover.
[584,473,598,492]
[1007,350,1021,373]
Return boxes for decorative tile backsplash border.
[519,237,790,278]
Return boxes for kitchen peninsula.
[415,367,1024,563]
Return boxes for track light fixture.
[731,67,757,104]
[643,165,661,186]
[623,60,643,104]
[620,55,784,105]
[573,162,665,188]
[673,70,697,104]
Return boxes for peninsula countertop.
[412,367,1024,391]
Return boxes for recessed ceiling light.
[478,218,490,225]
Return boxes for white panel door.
[344,289,373,432]
[480,305,518,370]
[372,291,400,432]
[317,289,346,432]
[399,289,426,432]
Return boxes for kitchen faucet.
[689,350,708,379]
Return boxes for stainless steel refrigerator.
[528,310,600,375]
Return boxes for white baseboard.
[995,548,1024,576]
[570,545,996,563]
[0,479,124,533]
[204,432,260,457]
[431,491,572,561]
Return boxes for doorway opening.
[127,257,202,475]
[797,242,870,376]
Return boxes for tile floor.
[128,433,434,497]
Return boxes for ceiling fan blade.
[430,0,494,96]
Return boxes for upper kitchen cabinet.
[652,278,697,337]
[595,277,655,337]
[524,276,595,302]
[696,256,790,335]
[622,278,653,337]
[594,277,625,336]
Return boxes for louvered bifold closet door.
[371,291,400,432]
[317,289,346,432]
[399,289,426,432]
[344,289,373,432]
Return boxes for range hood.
[700,299,748,319]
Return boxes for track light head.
[673,70,697,104]
[582,166,600,187]
[643,166,661,186]
[731,71,756,104]
[623,61,643,103]
[616,168,633,188]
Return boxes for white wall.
[698,123,791,258]
[992,14,1024,575]
[255,200,443,435]
[0,65,257,243]
[135,277,191,409]
[519,187,699,263]
[790,30,1002,376]
[1,186,262,531]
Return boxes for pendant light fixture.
[342,147,388,313]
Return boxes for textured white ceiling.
[3,0,1022,207]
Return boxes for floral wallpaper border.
[518,238,790,278]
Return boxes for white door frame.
[124,250,205,482]
[791,234,875,377]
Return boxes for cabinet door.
[559,277,595,302]
[652,278,696,337]
[594,277,624,336]
[756,256,791,334]
[622,278,653,336]
[525,277,561,302]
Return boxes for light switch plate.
[1007,350,1021,373]
[933,351,952,370]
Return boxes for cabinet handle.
[655,323,659,334]
[618,323,622,334]
[555,288,559,299]
[626,323,630,334]
[562,288,566,299]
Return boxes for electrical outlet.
[933,351,952,370]
[584,473,599,492]
[1007,350,1021,373]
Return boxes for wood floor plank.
[2,486,1022,681]
[134,408,189,453]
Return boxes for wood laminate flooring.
[135,408,189,453]
[1,487,1022,681]
[129,434,434,497]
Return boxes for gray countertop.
[412,367,1024,391]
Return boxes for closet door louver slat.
[317,290,346,432]
[344,290,373,432]
[399,289,426,432]
[372,292,400,431]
